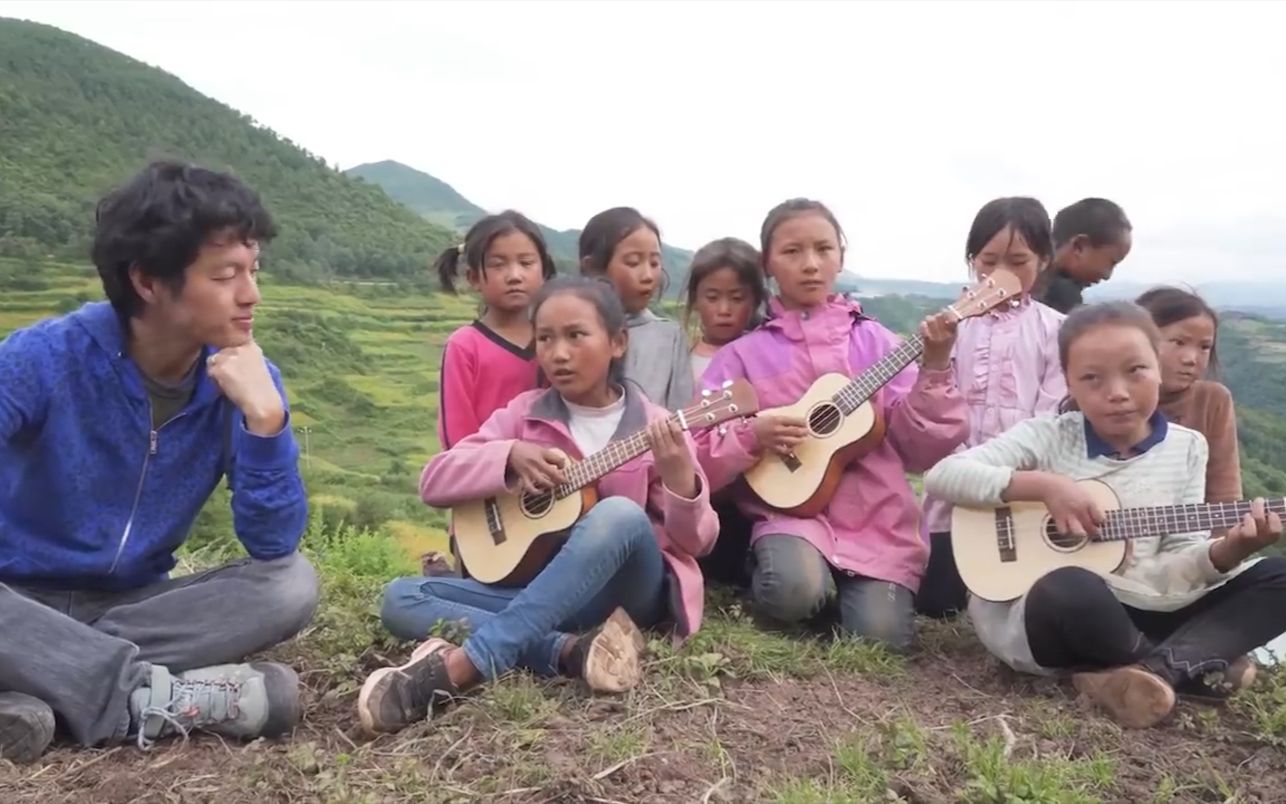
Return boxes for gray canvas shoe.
[0,692,55,764]
[129,662,300,748]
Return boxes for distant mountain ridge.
[347,160,695,293]
[0,19,455,281]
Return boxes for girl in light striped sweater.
[925,302,1286,729]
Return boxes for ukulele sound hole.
[1043,518,1088,552]
[521,492,554,518]
[808,402,843,437]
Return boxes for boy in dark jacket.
[0,161,317,762]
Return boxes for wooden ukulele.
[452,380,759,586]
[744,271,1022,516]
[951,478,1285,602]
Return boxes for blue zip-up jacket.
[0,302,308,592]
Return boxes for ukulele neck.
[1097,498,1286,542]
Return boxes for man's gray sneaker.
[0,692,55,764]
[128,662,301,748]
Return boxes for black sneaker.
[357,638,458,734]
[0,692,55,764]
[1176,655,1258,702]
[566,607,646,693]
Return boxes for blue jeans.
[750,534,915,651]
[381,497,669,680]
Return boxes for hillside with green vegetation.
[347,159,696,290]
[0,18,455,281]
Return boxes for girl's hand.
[1037,473,1105,538]
[646,418,697,498]
[507,442,567,495]
[752,415,809,457]
[1211,498,1282,571]
[920,312,959,371]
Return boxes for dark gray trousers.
[0,552,318,745]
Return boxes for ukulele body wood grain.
[950,479,1126,602]
[744,372,886,517]
[453,486,599,586]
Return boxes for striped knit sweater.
[924,410,1253,674]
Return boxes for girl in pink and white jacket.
[358,277,718,735]
[696,198,969,652]
[917,197,1067,619]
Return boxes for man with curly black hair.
[0,161,318,762]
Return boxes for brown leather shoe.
[1072,665,1176,728]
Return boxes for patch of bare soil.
[3,623,1284,803]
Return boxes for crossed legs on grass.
[1023,559,1286,727]
[0,552,318,762]
[360,497,669,734]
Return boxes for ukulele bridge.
[996,507,1017,563]
[484,498,506,545]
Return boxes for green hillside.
[0,18,455,281]
[345,160,485,231]
[346,159,695,292]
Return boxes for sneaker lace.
[136,677,242,750]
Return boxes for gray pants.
[0,552,319,746]
[751,534,915,651]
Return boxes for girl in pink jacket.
[358,277,718,735]
[695,198,968,652]
[917,197,1067,619]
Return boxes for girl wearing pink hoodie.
[695,199,968,651]
[358,277,718,735]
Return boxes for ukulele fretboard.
[833,333,925,414]
[1095,498,1286,542]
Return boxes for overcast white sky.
[3,0,1284,284]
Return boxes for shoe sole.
[357,638,451,735]
[0,692,55,764]
[582,608,646,694]
[1073,667,1175,728]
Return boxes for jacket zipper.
[108,405,185,575]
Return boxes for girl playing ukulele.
[925,301,1286,728]
[358,277,717,735]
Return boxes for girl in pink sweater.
[358,277,717,735]
[695,198,968,651]
[917,197,1067,619]
[435,211,556,450]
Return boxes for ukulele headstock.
[685,379,760,431]
[948,269,1024,322]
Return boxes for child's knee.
[839,581,914,651]
[751,542,832,623]
[575,497,652,551]
[379,577,431,640]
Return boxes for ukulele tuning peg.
[721,379,732,389]
[718,425,728,436]
[701,388,711,398]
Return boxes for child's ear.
[464,267,484,293]
[612,329,628,361]
[579,256,595,276]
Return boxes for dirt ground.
[4,616,1284,804]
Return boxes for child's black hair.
[1056,301,1161,413]
[530,276,628,385]
[965,197,1053,266]
[91,160,277,318]
[434,210,556,293]
[759,198,846,257]
[578,205,663,273]
[1135,286,1221,378]
[683,237,767,332]
[1052,198,1132,248]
